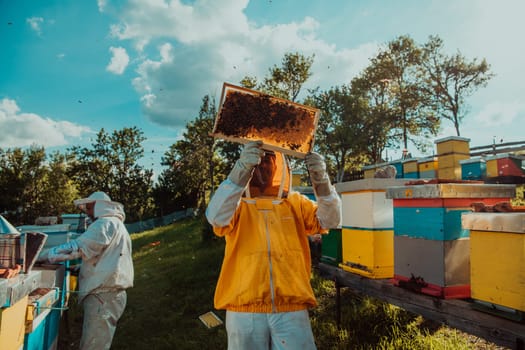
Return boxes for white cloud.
[0,98,92,148]
[475,101,524,127]
[98,0,108,12]
[106,46,130,75]
[109,0,375,127]
[27,17,44,36]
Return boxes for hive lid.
[462,212,525,233]
[211,82,320,158]
[335,178,409,192]
[386,183,516,199]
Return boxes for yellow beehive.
[462,212,525,312]
[435,136,471,155]
[0,296,28,350]
[340,228,393,278]
[403,159,418,173]
[418,157,438,178]
[362,164,379,179]
[438,153,470,169]
[485,156,499,178]
[437,166,462,180]
[292,170,302,187]
[363,168,376,179]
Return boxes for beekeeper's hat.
[74,191,112,209]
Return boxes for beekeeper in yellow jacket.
[38,191,134,350]
[206,141,341,350]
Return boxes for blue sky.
[1,0,524,178]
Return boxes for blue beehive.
[460,157,486,180]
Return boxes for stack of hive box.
[436,136,471,180]
[336,178,408,279]
[386,182,516,299]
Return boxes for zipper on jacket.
[263,210,277,312]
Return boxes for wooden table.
[318,263,525,350]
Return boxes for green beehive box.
[320,228,342,266]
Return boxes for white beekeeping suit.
[38,191,134,350]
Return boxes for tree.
[240,52,315,102]
[370,35,440,155]
[420,35,494,136]
[39,152,79,219]
[68,127,154,222]
[307,86,370,183]
[0,146,73,225]
[155,95,217,214]
[261,52,314,102]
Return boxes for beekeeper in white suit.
[38,191,134,350]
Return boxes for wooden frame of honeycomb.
[211,82,319,158]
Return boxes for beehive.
[320,228,342,266]
[291,170,302,187]
[435,136,471,155]
[485,153,525,178]
[435,136,471,181]
[386,182,515,299]
[0,295,28,350]
[462,212,525,313]
[335,178,407,278]
[417,157,438,179]
[362,164,378,179]
[402,158,418,178]
[460,157,486,180]
[211,83,319,158]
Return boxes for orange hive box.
[211,82,320,158]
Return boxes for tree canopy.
[0,39,494,225]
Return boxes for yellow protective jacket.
[206,152,341,313]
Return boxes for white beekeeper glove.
[228,141,265,187]
[36,248,50,263]
[305,152,332,196]
[43,241,82,263]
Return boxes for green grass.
[58,217,505,349]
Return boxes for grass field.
[57,217,507,349]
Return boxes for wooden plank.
[318,263,525,350]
